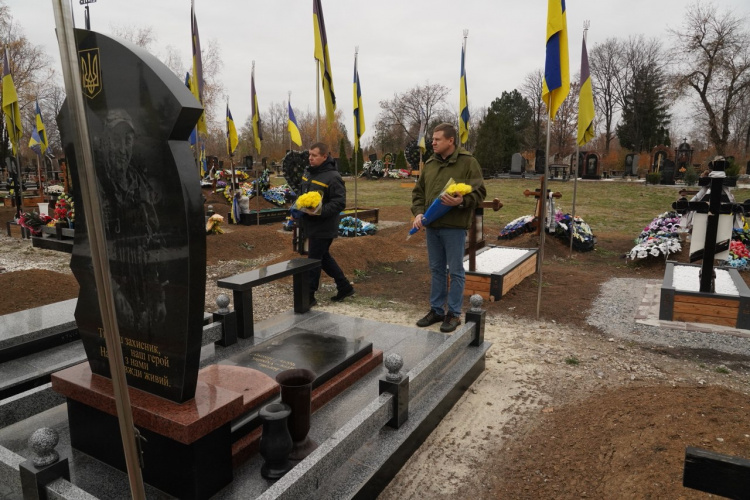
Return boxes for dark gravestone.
[220,328,373,389]
[625,153,640,176]
[584,153,599,178]
[661,159,676,185]
[534,149,545,174]
[57,29,204,403]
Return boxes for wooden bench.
[217,258,321,338]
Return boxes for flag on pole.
[251,65,263,154]
[226,103,239,156]
[459,42,470,144]
[231,195,240,225]
[190,0,207,135]
[185,72,198,146]
[352,52,365,153]
[313,0,336,124]
[288,99,302,147]
[417,107,427,154]
[577,37,595,146]
[2,49,22,156]
[541,0,570,120]
[199,142,207,177]
[28,99,48,155]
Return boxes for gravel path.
[587,277,750,357]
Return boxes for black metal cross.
[673,175,750,293]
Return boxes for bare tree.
[160,45,185,79]
[0,4,64,160]
[519,69,546,151]
[549,80,579,159]
[109,23,155,50]
[670,2,750,156]
[378,83,450,142]
[589,38,621,154]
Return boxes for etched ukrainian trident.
[79,47,101,98]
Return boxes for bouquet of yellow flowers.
[206,214,225,234]
[291,191,323,216]
[409,178,473,236]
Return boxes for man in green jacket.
[411,123,486,332]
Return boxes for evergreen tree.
[338,137,351,174]
[395,150,407,171]
[616,62,671,152]
[474,90,532,174]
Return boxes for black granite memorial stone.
[220,328,372,388]
[57,30,205,403]
[661,159,676,185]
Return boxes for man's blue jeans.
[425,227,467,317]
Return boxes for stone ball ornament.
[216,293,231,313]
[470,294,483,312]
[384,353,404,382]
[29,427,60,467]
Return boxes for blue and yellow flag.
[459,43,469,144]
[288,98,302,147]
[251,66,262,154]
[417,107,427,155]
[577,37,595,146]
[190,0,207,135]
[231,195,240,225]
[352,52,365,153]
[226,103,239,156]
[542,0,570,120]
[199,142,207,177]
[28,99,48,156]
[185,72,198,146]
[2,49,22,155]
[313,0,336,124]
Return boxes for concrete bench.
[217,258,321,338]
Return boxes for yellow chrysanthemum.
[445,183,472,196]
[296,191,322,208]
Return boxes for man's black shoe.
[416,310,444,327]
[440,313,462,333]
[331,287,355,302]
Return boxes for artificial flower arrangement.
[205,213,225,234]
[263,184,295,206]
[18,211,52,235]
[339,216,377,237]
[408,178,473,237]
[554,211,596,251]
[44,184,64,196]
[215,180,227,193]
[498,215,536,240]
[291,191,323,216]
[627,211,682,261]
[54,194,75,226]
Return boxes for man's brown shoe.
[440,313,461,333]
[416,310,444,327]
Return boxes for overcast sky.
[6,0,750,146]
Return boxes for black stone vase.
[276,368,317,460]
[258,403,293,480]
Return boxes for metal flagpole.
[315,60,320,142]
[51,1,146,498]
[353,47,359,236]
[537,95,553,319]
[459,30,468,149]
[288,91,292,152]
[570,21,589,258]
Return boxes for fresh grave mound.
[0,269,78,316]
[491,385,750,499]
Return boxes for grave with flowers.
[660,164,750,329]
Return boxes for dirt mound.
[0,269,78,315]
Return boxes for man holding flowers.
[411,123,486,332]
[298,142,354,305]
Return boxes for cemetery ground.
[2,178,750,498]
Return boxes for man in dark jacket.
[299,142,354,305]
[411,123,486,332]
